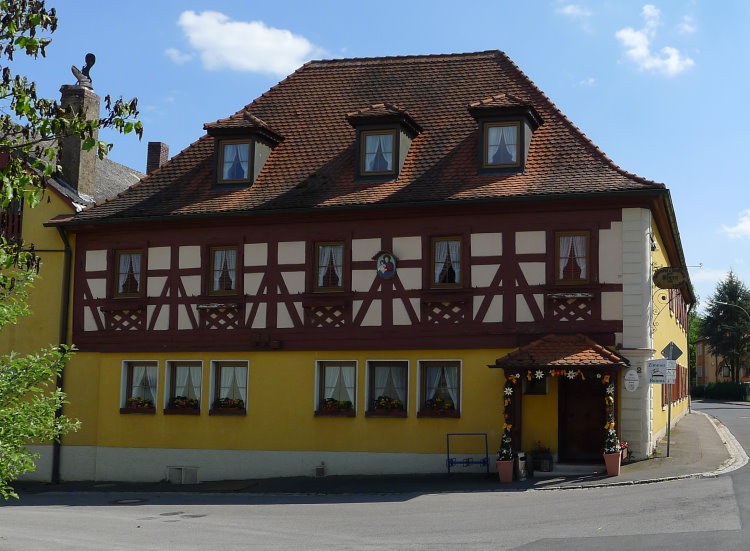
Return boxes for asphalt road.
[1,400,748,550]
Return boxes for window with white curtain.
[211,361,248,410]
[210,247,238,294]
[219,140,252,183]
[556,231,589,283]
[317,361,356,414]
[484,122,519,167]
[122,361,157,410]
[361,130,395,174]
[367,360,408,414]
[315,242,344,291]
[432,237,462,287]
[166,361,202,411]
[419,361,460,415]
[114,250,142,297]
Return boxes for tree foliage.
[0,0,142,498]
[701,272,750,383]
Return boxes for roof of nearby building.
[49,157,144,210]
[492,333,630,368]
[63,50,666,224]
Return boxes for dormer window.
[361,130,396,175]
[484,121,520,168]
[204,110,283,188]
[219,140,252,184]
[469,94,542,175]
[347,103,422,180]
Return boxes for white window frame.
[417,359,462,414]
[314,360,358,413]
[164,360,204,410]
[120,360,159,408]
[209,360,249,410]
[365,359,410,414]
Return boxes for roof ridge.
[306,50,501,67]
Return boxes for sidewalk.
[12,409,742,497]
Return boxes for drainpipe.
[51,226,73,484]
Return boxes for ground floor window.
[316,361,356,416]
[166,361,202,413]
[418,360,460,417]
[367,360,408,416]
[121,361,157,413]
[210,361,248,415]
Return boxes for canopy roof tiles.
[66,50,665,224]
[492,334,630,369]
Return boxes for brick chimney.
[59,84,100,199]
[146,141,169,174]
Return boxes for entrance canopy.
[491,333,629,370]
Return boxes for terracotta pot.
[603,452,621,476]
[497,460,514,483]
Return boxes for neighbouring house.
[28,50,691,483]
[694,337,749,385]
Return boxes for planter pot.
[163,408,200,415]
[417,409,460,418]
[497,460,514,483]
[119,407,155,414]
[603,452,621,476]
[621,448,629,462]
[315,409,355,417]
[209,408,246,416]
[365,409,407,418]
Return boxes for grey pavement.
[11,400,743,498]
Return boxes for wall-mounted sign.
[647,359,677,384]
[373,251,397,279]
[653,267,687,289]
[624,369,639,392]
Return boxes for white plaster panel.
[18,445,53,481]
[277,303,295,328]
[516,294,543,322]
[599,222,623,284]
[393,299,412,326]
[178,304,197,330]
[519,262,546,285]
[179,246,201,269]
[515,231,546,254]
[471,232,502,256]
[250,303,267,329]
[147,304,170,330]
[278,241,305,264]
[281,272,305,294]
[601,291,623,321]
[148,246,171,270]
[393,236,422,260]
[352,238,381,261]
[83,307,98,331]
[244,243,268,266]
[352,269,374,292]
[147,276,168,298]
[87,278,107,299]
[472,264,499,288]
[474,295,503,323]
[397,267,421,290]
[360,299,382,326]
[85,249,107,272]
[181,275,201,297]
[244,273,263,296]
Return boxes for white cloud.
[175,10,323,76]
[678,15,696,34]
[723,210,750,239]
[615,4,694,76]
[165,48,193,64]
[689,267,730,283]
[557,4,592,19]
[579,77,596,86]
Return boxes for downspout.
[52,226,72,484]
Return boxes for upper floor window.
[315,242,344,291]
[555,232,589,284]
[361,130,395,175]
[218,140,252,184]
[114,250,143,297]
[432,237,462,287]
[210,247,238,295]
[483,121,520,168]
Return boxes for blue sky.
[11,1,750,308]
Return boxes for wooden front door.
[558,377,606,462]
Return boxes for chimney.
[59,84,100,199]
[146,141,169,174]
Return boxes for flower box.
[119,407,155,415]
[164,408,200,415]
[209,407,246,416]
[315,408,356,417]
[366,408,407,418]
[417,408,460,418]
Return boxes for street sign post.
[647,359,676,384]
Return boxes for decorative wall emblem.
[374,250,397,279]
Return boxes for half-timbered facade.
[42,51,693,482]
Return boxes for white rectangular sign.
[647,359,677,384]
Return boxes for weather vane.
[71,53,96,89]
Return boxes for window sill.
[164,408,200,415]
[366,409,407,418]
[209,408,246,416]
[420,289,470,303]
[120,407,155,415]
[315,409,356,417]
[417,409,460,418]
[100,301,146,312]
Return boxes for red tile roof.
[68,50,666,224]
[492,333,629,368]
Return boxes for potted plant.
[210,397,245,416]
[164,395,200,415]
[316,398,355,417]
[496,431,514,483]
[367,395,407,417]
[120,396,155,414]
[418,397,459,417]
[528,441,553,472]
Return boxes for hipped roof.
[491,334,629,369]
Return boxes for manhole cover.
[112,498,148,504]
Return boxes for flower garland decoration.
[603,382,619,454]
[498,375,518,461]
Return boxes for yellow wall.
[650,221,690,433]
[521,377,559,454]
[64,349,511,455]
